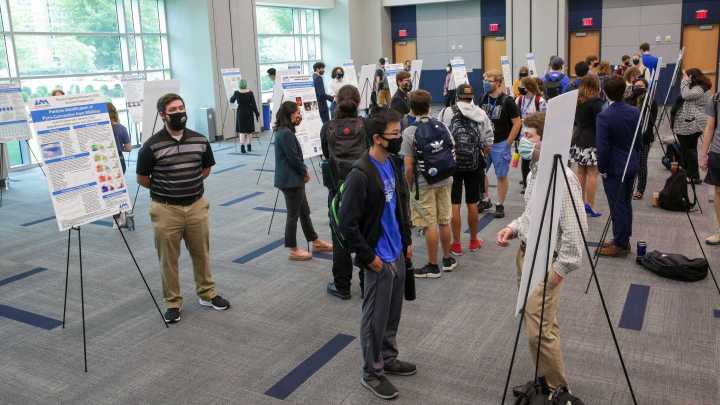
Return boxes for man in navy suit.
[596,77,641,257]
[313,62,334,123]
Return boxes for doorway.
[483,36,506,73]
[682,24,719,92]
[393,40,416,65]
[568,31,600,78]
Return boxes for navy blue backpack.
[412,118,456,199]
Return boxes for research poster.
[410,59,423,91]
[515,90,578,316]
[385,63,404,98]
[450,57,469,87]
[221,68,242,101]
[30,94,132,231]
[527,53,538,77]
[358,64,376,111]
[0,82,32,143]
[501,56,513,95]
[281,74,323,159]
[141,80,180,142]
[342,60,358,88]
[121,73,145,126]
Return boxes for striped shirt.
[136,128,215,205]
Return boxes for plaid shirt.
[507,163,588,276]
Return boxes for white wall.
[508,0,567,80]
[348,0,392,66]
[321,0,351,70]
[416,0,482,70]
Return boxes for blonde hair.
[484,69,503,83]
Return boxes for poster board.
[29,94,132,231]
[501,56,513,94]
[358,64,376,111]
[342,60,358,88]
[280,74,323,159]
[121,73,145,126]
[385,63,404,97]
[527,53,538,77]
[141,80,180,142]
[410,59,423,91]
[450,57,469,87]
[515,90,579,316]
[221,68,242,102]
[0,82,32,143]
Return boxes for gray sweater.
[675,78,711,136]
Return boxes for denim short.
[486,141,512,178]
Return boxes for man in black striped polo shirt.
[137,93,230,324]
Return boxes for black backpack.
[412,118,456,196]
[325,117,367,185]
[329,181,349,251]
[512,381,585,405]
[639,250,708,282]
[543,74,564,100]
[658,168,697,211]
[448,105,482,172]
[661,143,681,170]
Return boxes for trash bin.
[262,102,271,130]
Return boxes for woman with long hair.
[674,68,712,183]
[274,101,332,261]
[515,77,547,192]
[570,75,605,217]
[627,78,659,199]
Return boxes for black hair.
[331,66,344,79]
[604,77,627,102]
[365,108,401,145]
[273,101,298,131]
[378,57,386,65]
[639,43,650,52]
[267,67,276,76]
[313,62,325,71]
[335,85,360,119]
[156,93,185,113]
[550,56,564,71]
[574,61,589,77]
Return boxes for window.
[256,6,321,97]
[1,0,170,168]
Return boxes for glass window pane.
[142,35,163,69]
[315,36,322,60]
[305,10,315,34]
[7,141,22,166]
[314,11,320,35]
[20,75,124,104]
[259,64,284,94]
[258,36,295,64]
[0,35,8,78]
[146,71,165,81]
[139,0,160,33]
[256,6,293,35]
[9,0,118,32]
[15,35,122,76]
[124,0,135,33]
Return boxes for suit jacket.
[390,89,410,116]
[596,101,641,178]
[274,127,306,189]
[313,73,333,121]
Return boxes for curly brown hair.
[523,112,545,138]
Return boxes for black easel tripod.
[62,217,168,372]
[501,155,637,404]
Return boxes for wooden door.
[393,40,416,65]
[683,24,719,92]
[483,36,506,73]
[568,31,600,78]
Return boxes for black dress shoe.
[327,282,351,300]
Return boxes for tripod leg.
[77,227,88,373]
[62,229,71,328]
[310,158,321,184]
[113,216,169,327]
[584,207,614,294]
[130,184,141,215]
[558,161,638,405]
[257,132,275,185]
[268,189,280,235]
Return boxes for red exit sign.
[398,29,407,38]
[696,9,708,20]
[489,23,499,32]
[582,17,593,27]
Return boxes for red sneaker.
[468,239,483,251]
[450,242,463,256]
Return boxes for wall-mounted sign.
[582,17,593,27]
[696,9,708,21]
[399,29,407,38]
[489,23,499,32]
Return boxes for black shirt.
[572,97,604,148]
[390,89,410,116]
[136,128,215,205]
[479,93,520,143]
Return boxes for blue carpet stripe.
[92,220,113,227]
[587,241,600,247]
[714,308,720,318]
[464,213,495,234]
[0,305,62,330]
[0,267,48,288]
[20,215,56,227]
[214,164,246,174]
[619,284,650,331]
[254,168,275,172]
[254,206,287,213]
[220,191,264,207]
[229,153,262,156]
[313,251,333,261]
[265,333,355,400]
[233,238,285,264]
[212,146,236,152]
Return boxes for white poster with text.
[0,82,31,143]
[358,64,376,111]
[450,57,469,87]
[526,53,538,78]
[501,56,513,95]
[342,60,358,88]
[281,75,323,159]
[121,73,145,126]
[410,59,423,91]
[221,68,242,102]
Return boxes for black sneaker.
[550,386,584,405]
[478,199,493,212]
[240,145,246,154]
[442,256,457,272]
[414,263,441,279]
[164,307,181,324]
[247,144,252,152]
[494,204,505,218]
[198,295,230,311]
[361,375,399,400]
[384,359,417,376]
[326,281,351,300]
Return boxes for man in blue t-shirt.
[338,109,414,400]
[640,42,658,74]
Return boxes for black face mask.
[402,82,412,92]
[632,58,640,65]
[382,136,402,154]
[632,86,646,97]
[337,73,344,79]
[519,72,529,78]
[518,87,528,95]
[166,111,187,131]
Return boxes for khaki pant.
[411,183,452,228]
[150,197,216,308]
[515,247,567,389]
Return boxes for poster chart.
[410,59,423,91]
[385,63,404,98]
[526,53,538,77]
[0,82,32,143]
[280,74,323,159]
[221,68,242,101]
[141,80,180,142]
[342,60,358,87]
[121,73,145,126]
[515,90,579,316]
[450,57,469,87]
[501,56,513,94]
[358,64,376,111]
[30,94,132,231]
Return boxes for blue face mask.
[483,80,493,94]
[518,136,536,160]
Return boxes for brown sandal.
[312,240,333,253]
[632,192,643,200]
[289,248,312,261]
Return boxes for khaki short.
[411,183,452,228]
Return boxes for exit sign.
[582,17,593,27]
[489,23,499,32]
[696,9,708,20]
[398,29,407,38]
